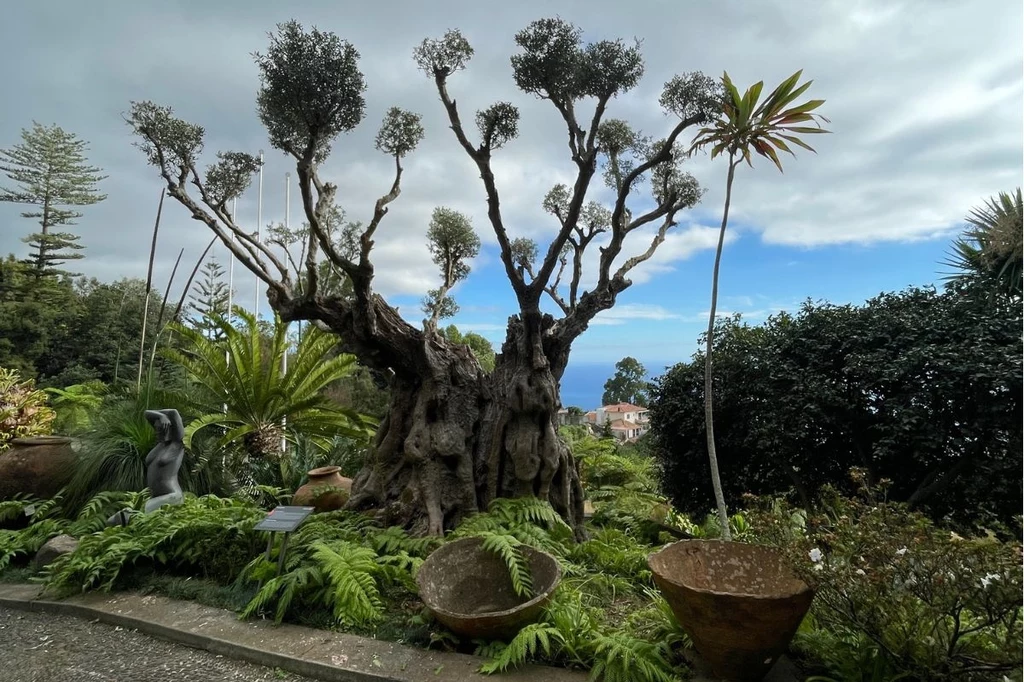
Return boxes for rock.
[33,534,79,571]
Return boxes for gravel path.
[0,607,321,682]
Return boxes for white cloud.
[591,303,682,326]
[0,0,1019,307]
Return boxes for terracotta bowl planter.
[292,466,352,513]
[648,540,813,681]
[417,536,561,641]
[0,436,77,502]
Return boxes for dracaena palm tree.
[689,70,830,540]
[163,309,376,463]
[944,188,1023,299]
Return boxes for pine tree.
[186,257,231,340]
[0,122,107,279]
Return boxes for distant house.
[593,402,651,442]
[556,408,584,426]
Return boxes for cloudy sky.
[1,0,1021,404]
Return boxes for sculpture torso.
[146,440,184,498]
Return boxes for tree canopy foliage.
[0,257,168,387]
[649,282,1023,530]
[601,356,649,406]
[0,123,106,279]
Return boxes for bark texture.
[346,310,585,538]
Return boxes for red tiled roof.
[610,419,640,430]
[603,403,648,413]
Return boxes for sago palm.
[689,70,830,540]
[944,188,1022,299]
[163,309,376,462]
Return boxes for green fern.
[487,497,564,529]
[543,590,600,665]
[478,623,564,674]
[475,531,534,599]
[0,496,41,524]
[589,633,680,682]
[368,525,440,558]
[310,541,384,627]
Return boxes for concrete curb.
[0,584,585,682]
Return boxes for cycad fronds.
[163,309,376,458]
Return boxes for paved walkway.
[1,606,318,682]
[0,583,798,682]
[0,584,586,682]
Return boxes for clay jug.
[0,436,77,501]
[292,466,351,513]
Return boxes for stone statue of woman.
[107,408,185,526]
[142,409,185,512]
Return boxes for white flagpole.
[255,150,264,318]
[227,198,236,321]
[225,198,237,415]
[281,172,291,454]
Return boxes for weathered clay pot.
[648,540,813,681]
[292,466,351,513]
[417,536,562,641]
[0,436,77,502]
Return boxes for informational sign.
[254,505,314,533]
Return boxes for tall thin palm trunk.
[705,153,738,541]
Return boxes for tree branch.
[599,113,704,290]
[528,95,612,300]
[433,73,527,299]
[360,153,403,267]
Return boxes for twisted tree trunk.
[344,308,585,538]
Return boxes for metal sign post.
[254,506,314,582]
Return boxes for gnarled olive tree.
[127,19,720,537]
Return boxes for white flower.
[855,569,866,576]
[814,563,823,572]
[809,548,823,563]
[981,573,1001,588]
[895,547,907,556]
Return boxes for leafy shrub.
[650,285,1023,531]
[0,366,55,450]
[44,380,106,435]
[746,480,1023,681]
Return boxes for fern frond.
[478,623,563,674]
[368,525,440,558]
[589,634,681,682]
[310,541,384,627]
[476,531,533,599]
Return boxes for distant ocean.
[558,360,677,410]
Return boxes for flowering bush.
[0,367,55,451]
[745,477,1022,681]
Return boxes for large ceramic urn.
[648,540,813,681]
[0,436,77,501]
[292,466,352,513]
